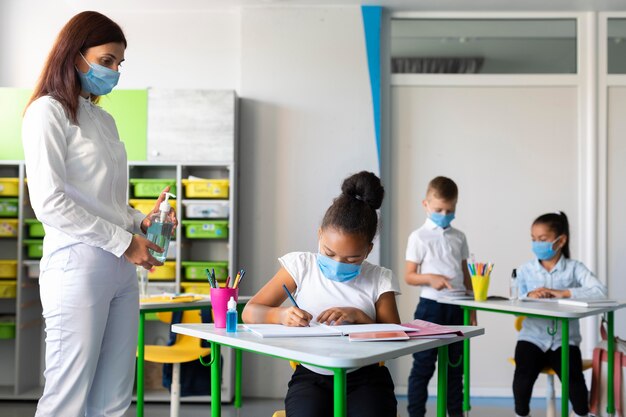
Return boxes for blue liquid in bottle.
[147,222,174,262]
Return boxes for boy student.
[404,176,473,417]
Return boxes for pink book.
[348,331,410,342]
[401,319,464,339]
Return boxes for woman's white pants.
[35,243,139,417]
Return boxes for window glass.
[391,19,577,74]
[608,19,626,74]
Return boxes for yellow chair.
[509,316,593,417]
[143,310,211,417]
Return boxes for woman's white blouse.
[22,96,145,259]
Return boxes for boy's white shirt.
[405,218,469,301]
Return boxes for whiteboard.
[147,89,236,162]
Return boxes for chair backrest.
[158,309,205,348]
[514,316,526,332]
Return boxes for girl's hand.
[429,274,453,290]
[140,187,179,235]
[124,234,163,270]
[528,287,554,299]
[316,307,370,325]
[546,289,571,299]
[279,306,312,327]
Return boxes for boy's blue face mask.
[532,237,562,261]
[430,212,455,229]
[317,254,361,283]
[76,53,120,96]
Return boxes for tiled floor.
[0,396,553,417]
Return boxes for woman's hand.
[546,289,571,299]
[124,234,163,270]
[279,306,313,327]
[316,307,371,325]
[140,186,179,234]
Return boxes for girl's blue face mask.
[76,53,120,96]
[430,211,455,229]
[532,236,562,261]
[317,253,361,283]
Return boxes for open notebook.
[243,323,417,338]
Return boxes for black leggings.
[513,341,589,416]
[285,364,397,417]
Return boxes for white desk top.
[438,298,626,319]
[140,295,252,311]
[172,324,484,369]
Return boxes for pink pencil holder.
[210,287,239,328]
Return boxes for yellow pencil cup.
[471,275,490,301]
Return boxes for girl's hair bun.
[341,171,384,211]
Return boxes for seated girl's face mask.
[532,236,562,260]
[317,253,361,282]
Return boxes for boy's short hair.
[426,176,458,201]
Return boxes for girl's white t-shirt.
[279,251,401,374]
[279,251,400,324]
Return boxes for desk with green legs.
[172,323,484,417]
[137,296,251,417]
[438,298,626,417]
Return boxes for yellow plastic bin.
[181,282,213,295]
[0,178,19,197]
[0,261,17,279]
[182,261,228,280]
[0,316,16,339]
[182,179,229,199]
[0,219,18,237]
[182,220,229,239]
[0,281,16,298]
[129,179,176,198]
[129,199,177,216]
[147,261,176,281]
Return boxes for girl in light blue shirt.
[513,211,606,417]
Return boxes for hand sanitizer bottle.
[146,192,176,262]
[226,296,238,333]
[510,268,518,301]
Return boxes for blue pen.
[282,284,299,308]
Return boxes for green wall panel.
[0,88,148,161]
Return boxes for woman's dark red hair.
[25,11,126,123]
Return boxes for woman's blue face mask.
[76,53,120,96]
[532,236,562,260]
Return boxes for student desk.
[137,296,251,417]
[172,323,484,417]
[438,298,626,417]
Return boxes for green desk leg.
[137,311,145,417]
[607,311,615,416]
[211,342,221,417]
[560,319,569,417]
[437,345,449,417]
[333,368,347,417]
[235,348,242,408]
[463,308,471,416]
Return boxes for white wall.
[0,1,240,89]
[238,6,378,397]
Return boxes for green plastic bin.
[129,178,177,198]
[0,316,15,339]
[23,239,44,259]
[182,220,229,239]
[24,219,45,238]
[0,199,18,217]
[182,261,229,280]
